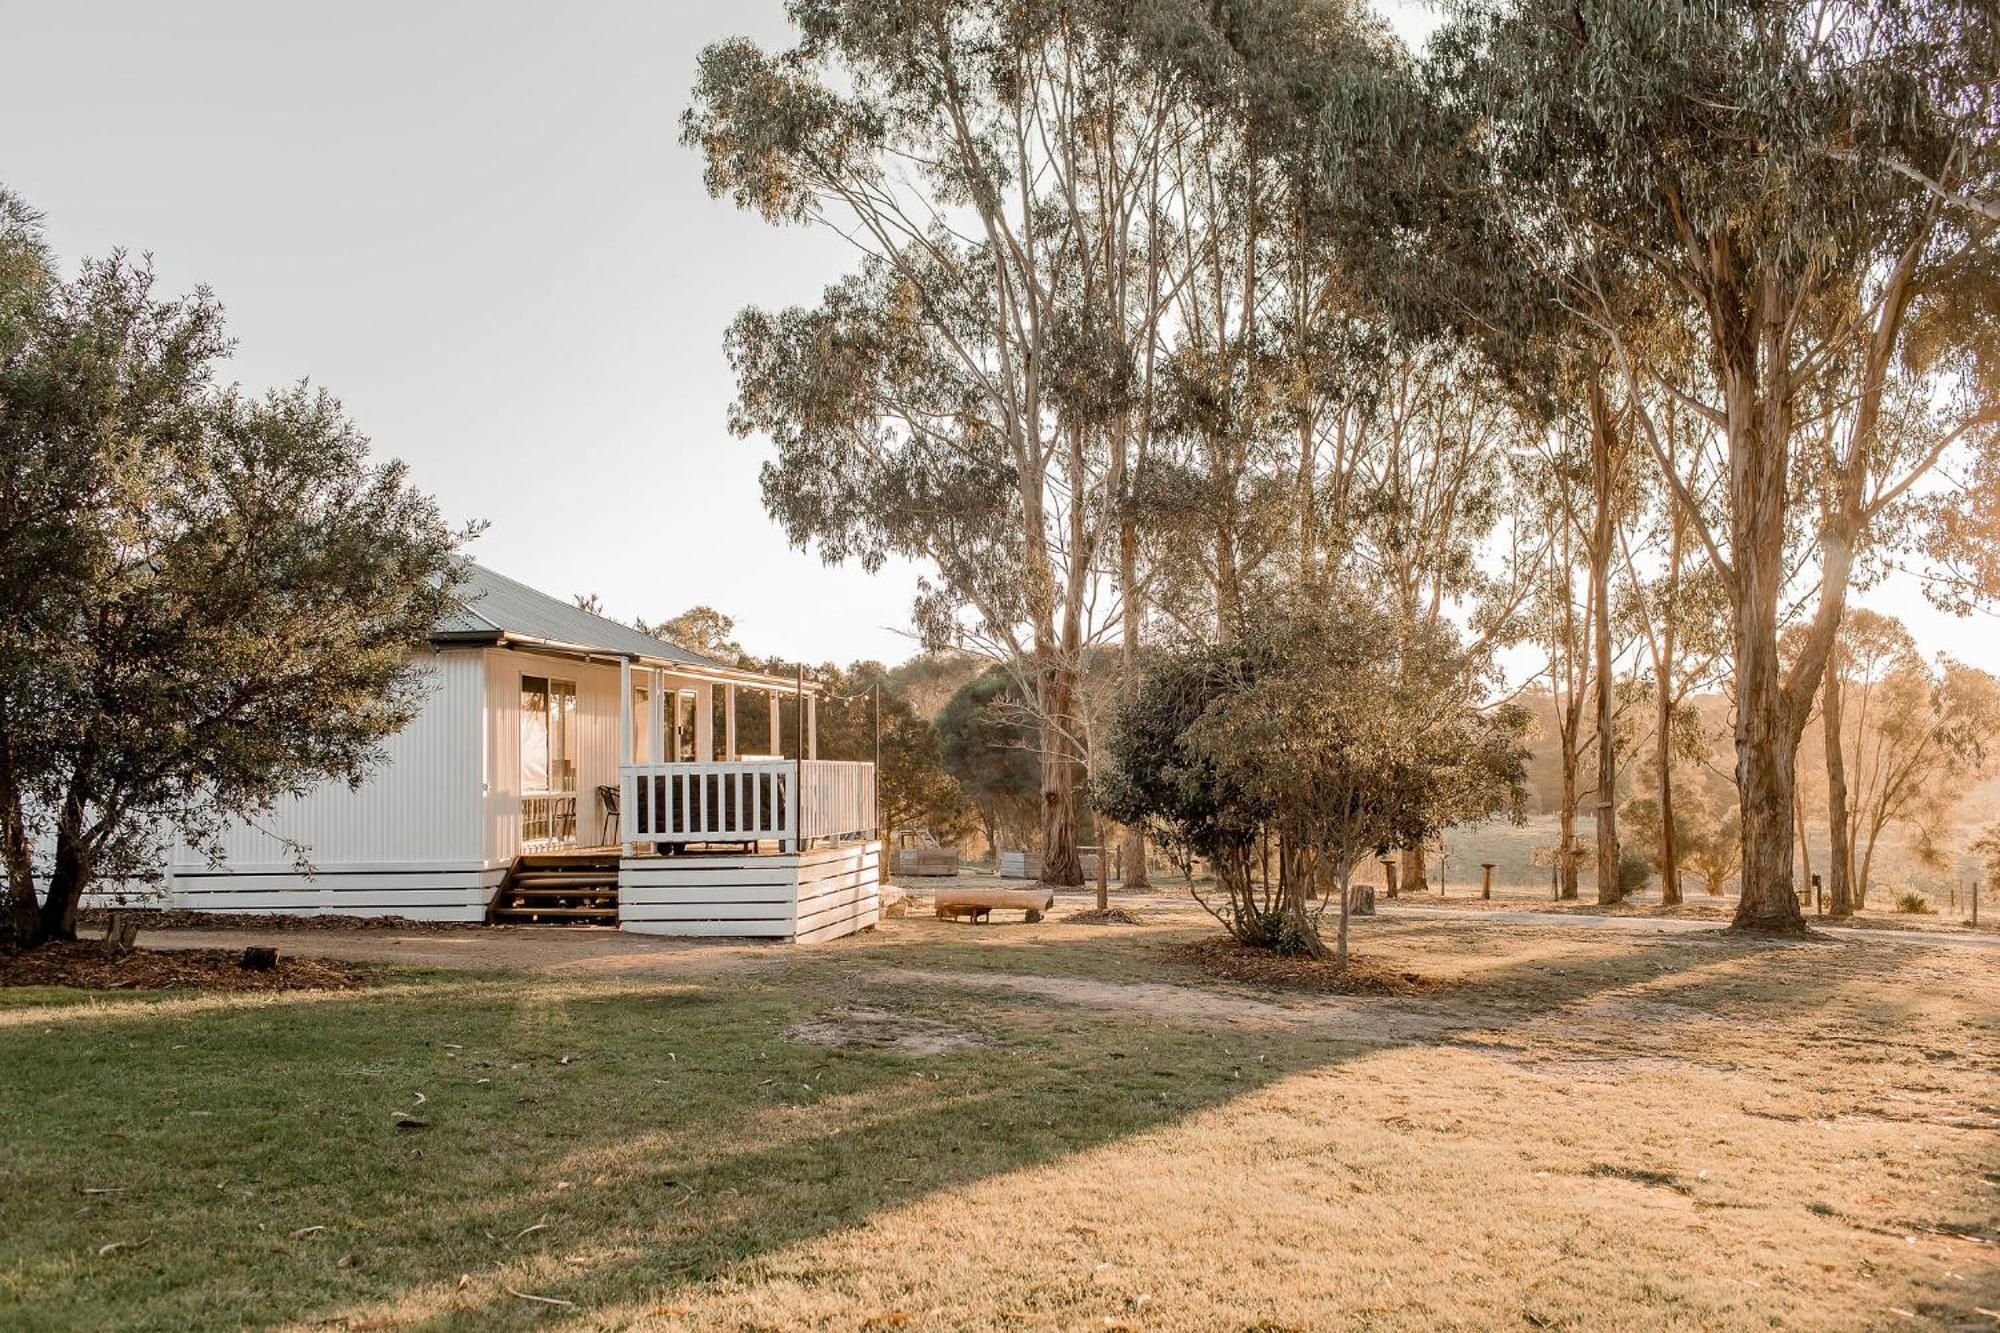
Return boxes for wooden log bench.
[934,887,1055,924]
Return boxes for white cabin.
[154,563,880,942]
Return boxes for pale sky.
[3,0,1991,675]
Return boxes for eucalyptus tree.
[1817,612,2000,910]
[1616,391,1734,903]
[1336,344,1538,892]
[1517,431,1594,898]
[1432,0,2000,929]
[1125,0,1396,634]
[0,207,466,946]
[686,0,1201,883]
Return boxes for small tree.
[1101,592,1526,963]
[812,660,973,846]
[0,203,467,948]
[935,668,1044,863]
[1973,822,2000,909]
[643,606,748,666]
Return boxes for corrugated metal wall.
[483,648,626,860]
[171,649,486,869]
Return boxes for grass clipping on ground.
[1063,907,1143,925]
[1169,935,1442,995]
[0,940,376,992]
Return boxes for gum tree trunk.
[1119,516,1148,890]
[0,728,38,948]
[1823,644,1854,917]
[1726,384,1807,933]
[1038,656,1084,888]
[1654,507,1683,906]
[1588,370,1622,903]
[1558,747,1580,900]
[1733,671,1803,931]
[1401,844,1429,896]
[38,778,92,943]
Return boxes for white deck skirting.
[618,841,881,942]
[155,860,508,921]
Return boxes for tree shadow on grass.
[1,925,1988,1330]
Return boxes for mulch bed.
[0,941,377,993]
[78,908,467,933]
[1169,936,1443,996]
[1063,907,1143,925]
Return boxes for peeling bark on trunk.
[1730,578,1806,932]
[1719,284,1810,934]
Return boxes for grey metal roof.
[433,561,726,670]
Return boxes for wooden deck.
[488,840,885,942]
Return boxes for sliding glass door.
[520,675,578,848]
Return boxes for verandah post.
[794,664,806,853]
[695,681,715,760]
[618,656,634,857]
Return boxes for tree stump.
[1480,863,1495,901]
[239,946,279,972]
[1349,884,1376,916]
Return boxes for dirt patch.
[1167,936,1443,996]
[79,908,469,933]
[782,1006,982,1055]
[0,941,376,992]
[1063,908,1142,925]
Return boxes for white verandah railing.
[619,759,876,852]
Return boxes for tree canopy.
[0,192,468,947]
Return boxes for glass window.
[521,674,578,846]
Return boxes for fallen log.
[934,887,1054,925]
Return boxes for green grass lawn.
[2,905,1996,1330]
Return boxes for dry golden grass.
[1,895,1994,1330]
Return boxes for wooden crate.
[892,847,958,877]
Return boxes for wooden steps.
[488,851,620,925]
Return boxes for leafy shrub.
[1237,909,1319,957]
[1894,890,1936,915]
[1617,846,1654,898]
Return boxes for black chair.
[596,783,620,847]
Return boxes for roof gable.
[433,562,725,671]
